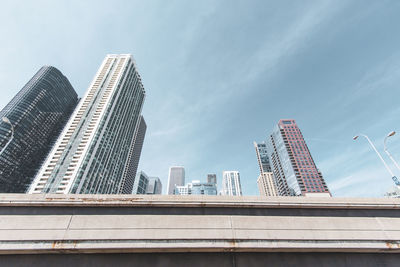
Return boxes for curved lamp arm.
[354,134,400,186]
[0,117,15,156]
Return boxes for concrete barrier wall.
[0,194,400,266]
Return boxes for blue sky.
[1,0,400,196]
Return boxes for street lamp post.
[353,134,400,186]
[384,131,400,172]
[0,117,14,156]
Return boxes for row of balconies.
[31,60,116,194]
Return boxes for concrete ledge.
[0,194,399,255]
[1,194,400,209]
[1,240,400,254]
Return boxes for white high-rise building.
[167,166,185,195]
[222,171,242,196]
[29,54,146,194]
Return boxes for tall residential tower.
[266,119,330,196]
[0,66,77,193]
[29,54,145,194]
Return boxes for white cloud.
[330,167,393,197]
[243,0,347,83]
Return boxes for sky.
[1,0,400,196]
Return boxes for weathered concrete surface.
[0,194,400,266]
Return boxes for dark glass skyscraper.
[0,66,78,193]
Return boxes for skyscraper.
[121,115,147,194]
[266,119,330,196]
[207,174,217,184]
[254,141,278,197]
[0,66,77,193]
[132,171,149,194]
[167,166,185,195]
[146,176,162,195]
[253,142,272,173]
[29,54,145,194]
[221,171,242,196]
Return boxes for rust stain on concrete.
[385,242,400,249]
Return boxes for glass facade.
[0,66,77,193]
[191,181,217,195]
[267,127,291,196]
[253,141,272,173]
[29,55,145,194]
[132,171,149,194]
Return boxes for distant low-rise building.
[207,174,217,184]
[175,179,217,196]
[385,186,400,198]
